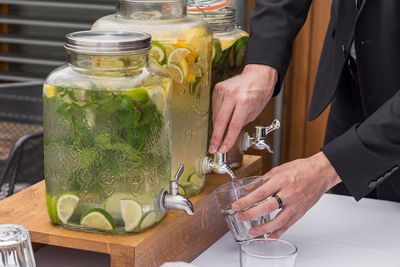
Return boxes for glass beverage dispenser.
[44,31,194,234]
[92,0,235,197]
[188,5,248,168]
[188,4,281,166]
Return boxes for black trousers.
[324,59,400,202]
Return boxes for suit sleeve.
[245,0,312,96]
[322,90,400,200]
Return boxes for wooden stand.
[0,155,261,267]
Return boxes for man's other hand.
[232,152,342,238]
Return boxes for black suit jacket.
[245,0,400,200]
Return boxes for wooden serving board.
[0,155,261,267]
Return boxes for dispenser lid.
[188,6,236,21]
[187,0,232,13]
[65,30,152,54]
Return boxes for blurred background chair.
[0,81,43,199]
[0,131,43,199]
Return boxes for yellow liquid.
[151,37,212,196]
[92,15,213,196]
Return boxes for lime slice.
[163,64,185,84]
[178,184,186,196]
[187,172,203,188]
[179,166,197,183]
[163,44,176,56]
[120,199,143,232]
[46,194,55,222]
[120,88,149,102]
[212,40,222,64]
[104,192,135,219]
[167,47,191,65]
[139,211,157,229]
[151,41,166,64]
[51,195,58,223]
[56,193,80,224]
[190,76,203,97]
[80,208,115,231]
[149,86,167,115]
[212,44,216,61]
[234,37,248,67]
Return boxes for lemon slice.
[139,211,157,229]
[187,36,208,57]
[219,32,249,51]
[178,58,189,80]
[163,64,185,84]
[150,41,166,64]
[120,199,143,232]
[44,85,61,98]
[188,61,203,77]
[167,47,191,65]
[80,208,115,231]
[184,28,209,42]
[56,193,80,224]
[187,172,203,188]
[149,56,164,71]
[104,192,135,219]
[149,86,167,115]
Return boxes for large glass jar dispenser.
[92,0,229,197]
[44,31,194,234]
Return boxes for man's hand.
[209,64,278,154]
[232,152,342,238]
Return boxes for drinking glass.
[213,176,270,242]
[0,224,36,267]
[240,238,297,267]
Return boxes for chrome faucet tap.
[243,119,280,153]
[159,164,194,216]
[202,151,236,179]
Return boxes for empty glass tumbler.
[240,238,297,267]
[213,176,271,242]
[0,224,36,267]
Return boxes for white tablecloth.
[35,194,400,267]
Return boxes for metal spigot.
[243,119,281,153]
[202,151,237,179]
[159,164,194,216]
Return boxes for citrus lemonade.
[93,2,213,196]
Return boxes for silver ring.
[272,194,283,209]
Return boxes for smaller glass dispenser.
[188,5,249,168]
[43,31,193,234]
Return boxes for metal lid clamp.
[187,0,232,14]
